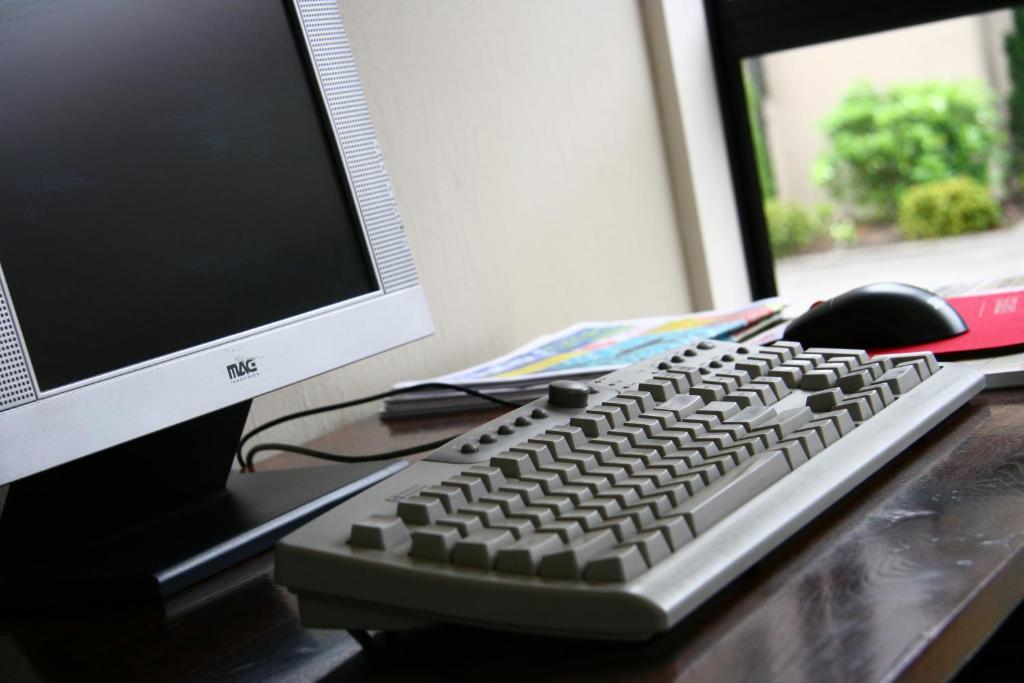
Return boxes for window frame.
[702,0,1018,298]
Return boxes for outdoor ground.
[775,219,1024,304]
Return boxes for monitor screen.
[0,0,377,392]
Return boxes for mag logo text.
[226,356,260,383]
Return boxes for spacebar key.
[673,450,790,535]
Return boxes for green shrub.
[764,199,834,256]
[813,81,1001,222]
[898,176,1001,239]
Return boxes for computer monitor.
[0,0,432,599]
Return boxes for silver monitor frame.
[0,0,432,485]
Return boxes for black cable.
[237,382,521,472]
[243,437,453,472]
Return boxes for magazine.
[383,299,784,418]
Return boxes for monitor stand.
[0,401,404,605]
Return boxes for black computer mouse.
[782,282,968,349]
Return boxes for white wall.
[244,0,693,452]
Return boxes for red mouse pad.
[871,289,1024,359]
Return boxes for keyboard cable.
[237,382,523,472]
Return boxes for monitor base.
[0,401,406,606]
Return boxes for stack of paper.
[382,299,784,418]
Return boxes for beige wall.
[244,0,693,453]
[761,11,1014,207]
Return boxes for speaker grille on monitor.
[0,276,37,411]
[296,0,419,293]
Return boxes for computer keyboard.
[275,340,984,639]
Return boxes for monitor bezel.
[0,0,432,485]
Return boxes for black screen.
[0,0,377,391]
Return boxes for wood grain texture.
[2,393,1022,682]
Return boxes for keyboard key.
[773,442,809,470]
[462,465,507,491]
[349,515,409,550]
[500,481,545,504]
[725,389,767,408]
[546,425,586,450]
[608,426,647,447]
[735,358,770,378]
[584,546,648,582]
[837,369,872,393]
[622,529,672,566]
[558,508,604,531]
[624,417,664,438]
[576,497,622,519]
[495,533,563,575]
[813,409,856,436]
[443,475,487,502]
[436,513,485,537]
[556,484,595,505]
[537,519,585,543]
[698,401,741,420]
[834,396,874,422]
[659,395,704,421]
[673,450,790,535]
[593,516,638,542]
[861,357,894,379]
[459,502,505,526]
[890,352,939,376]
[396,495,446,526]
[645,516,694,550]
[800,419,840,448]
[488,517,534,540]
[538,460,580,483]
[587,406,625,429]
[539,530,618,579]
[532,495,574,515]
[770,340,803,357]
[618,391,656,413]
[603,398,640,420]
[490,452,535,478]
[807,348,869,364]
[409,525,461,562]
[510,506,556,527]
[555,451,598,473]
[530,434,572,457]
[570,413,609,438]
[846,388,885,415]
[572,474,613,495]
[479,491,526,515]
[509,442,555,466]
[807,388,843,412]
[801,368,839,390]
[768,407,812,438]
[576,442,616,464]
[691,384,726,402]
[749,376,790,401]
[613,505,656,530]
[519,470,564,494]
[420,485,469,513]
[768,363,804,388]
[452,529,515,569]
[638,378,677,402]
[782,430,825,458]
[591,434,633,455]
[875,366,922,395]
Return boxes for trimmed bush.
[898,176,1001,239]
[813,81,1001,222]
[764,199,833,256]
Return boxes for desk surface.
[3,390,1024,682]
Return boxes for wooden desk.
[3,390,1024,682]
